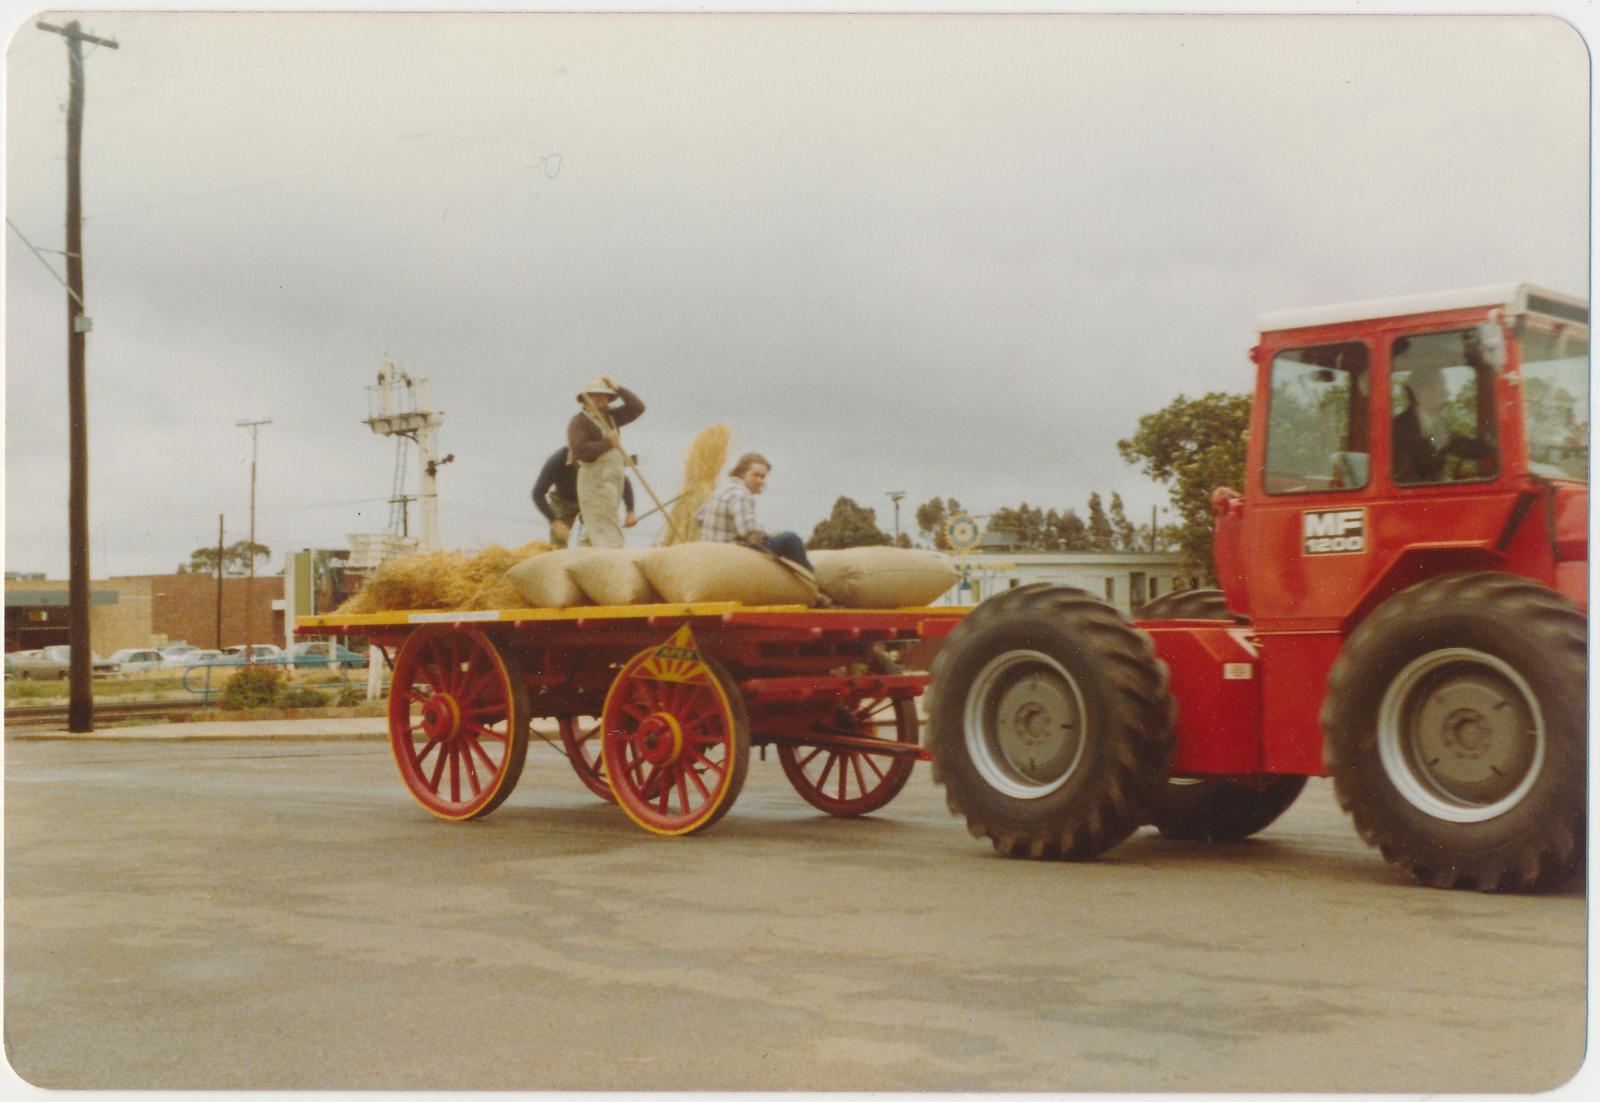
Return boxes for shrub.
[221,665,286,710]
[334,685,365,707]
[279,685,330,709]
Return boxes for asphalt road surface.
[3,734,1587,1092]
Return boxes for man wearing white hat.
[567,376,646,548]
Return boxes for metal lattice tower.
[364,357,452,550]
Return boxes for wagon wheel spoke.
[463,721,507,744]
[460,739,484,796]
[820,750,843,789]
[849,753,872,796]
[683,746,727,780]
[858,752,888,782]
[464,731,499,772]
[427,741,450,792]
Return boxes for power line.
[5,217,84,307]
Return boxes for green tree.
[1085,492,1114,551]
[989,503,1046,549]
[187,539,272,577]
[808,497,893,550]
[1047,508,1088,550]
[1108,492,1137,551]
[1117,391,1252,581]
[914,496,965,550]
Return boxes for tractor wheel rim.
[964,649,1086,800]
[1377,647,1544,823]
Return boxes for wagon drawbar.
[296,602,967,835]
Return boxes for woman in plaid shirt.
[695,452,813,571]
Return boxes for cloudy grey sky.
[4,7,1591,578]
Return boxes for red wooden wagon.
[296,602,968,835]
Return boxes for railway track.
[3,699,208,729]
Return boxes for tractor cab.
[1213,283,1588,628]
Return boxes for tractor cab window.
[1390,330,1499,486]
[1518,320,1588,481]
[1264,342,1370,494]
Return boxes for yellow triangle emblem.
[633,624,712,685]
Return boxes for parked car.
[269,641,368,669]
[106,648,165,674]
[159,643,202,669]
[6,645,118,680]
[223,644,283,662]
[180,649,228,666]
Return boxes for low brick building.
[4,574,284,654]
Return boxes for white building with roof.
[938,542,1192,614]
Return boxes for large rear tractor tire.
[1322,572,1586,892]
[1135,590,1305,843]
[928,585,1176,860]
[1134,588,1245,624]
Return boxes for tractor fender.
[1342,543,1507,632]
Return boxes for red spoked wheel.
[778,656,920,817]
[388,627,529,821]
[557,715,614,803]
[601,646,750,836]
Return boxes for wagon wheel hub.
[420,694,462,741]
[635,712,685,767]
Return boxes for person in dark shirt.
[531,446,636,546]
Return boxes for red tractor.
[928,283,1588,891]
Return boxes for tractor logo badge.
[1302,508,1367,556]
[635,624,713,685]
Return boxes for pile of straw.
[337,541,554,614]
[664,423,731,546]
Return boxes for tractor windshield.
[1519,321,1588,481]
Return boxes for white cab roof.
[1257,283,1587,334]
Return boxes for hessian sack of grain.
[566,548,661,606]
[640,542,821,606]
[809,547,959,608]
[506,548,597,608]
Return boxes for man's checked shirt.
[696,477,759,543]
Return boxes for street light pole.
[886,491,905,546]
[237,418,271,660]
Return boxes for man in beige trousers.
[567,376,646,548]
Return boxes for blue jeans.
[762,531,813,572]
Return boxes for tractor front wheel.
[1322,572,1586,891]
[927,585,1176,860]
[1135,590,1304,843]
[1148,776,1306,842]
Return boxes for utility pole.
[37,19,118,733]
[886,491,905,546]
[237,419,271,661]
[215,515,225,649]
